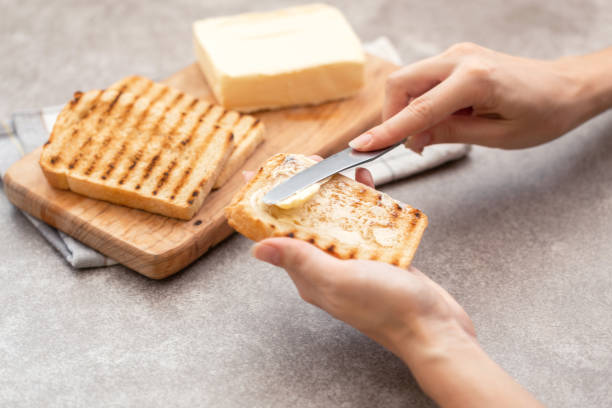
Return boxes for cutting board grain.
[4,55,398,279]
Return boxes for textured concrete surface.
[1,1,612,407]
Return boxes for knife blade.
[262,139,406,205]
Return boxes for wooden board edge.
[144,217,236,279]
[3,165,205,279]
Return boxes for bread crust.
[213,119,265,189]
[225,153,428,268]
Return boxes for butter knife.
[262,139,406,205]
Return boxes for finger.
[355,167,375,188]
[242,170,255,182]
[308,155,323,162]
[252,238,347,305]
[351,70,487,151]
[384,55,455,121]
[410,115,508,151]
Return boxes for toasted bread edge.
[213,121,265,189]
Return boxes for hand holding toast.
[246,165,542,407]
[249,163,473,355]
[350,44,612,153]
[252,231,542,408]
[252,237,475,356]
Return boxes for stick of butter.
[192,4,365,112]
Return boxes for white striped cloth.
[0,37,469,269]
[1,107,119,267]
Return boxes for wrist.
[392,318,482,404]
[394,317,479,377]
[554,49,612,128]
[392,318,544,407]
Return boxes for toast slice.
[108,77,265,190]
[213,114,264,189]
[39,76,260,220]
[225,153,428,268]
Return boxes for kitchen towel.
[0,36,469,269]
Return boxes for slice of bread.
[213,114,264,189]
[39,76,260,220]
[108,77,265,190]
[225,153,428,268]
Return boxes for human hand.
[247,166,474,365]
[350,43,612,152]
[253,237,475,359]
[243,165,543,407]
[252,237,546,408]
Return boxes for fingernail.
[349,133,372,149]
[252,243,281,266]
[407,133,431,155]
[414,144,424,156]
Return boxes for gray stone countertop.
[1,1,611,407]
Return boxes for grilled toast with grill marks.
[108,77,265,190]
[212,113,265,189]
[39,76,262,220]
[225,153,428,268]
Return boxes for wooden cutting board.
[4,55,398,279]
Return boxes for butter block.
[193,4,365,112]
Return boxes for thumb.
[252,238,346,304]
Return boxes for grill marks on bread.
[212,115,265,189]
[84,79,157,178]
[115,90,182,187]
[148,100,216,198]
[38,75,260,219]
[61,77,156,179]
[132,92,187,191]
[48,89,104,168]
[106,85,171,183]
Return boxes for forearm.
[396,320,544,408]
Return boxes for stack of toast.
[39,76,264,220]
